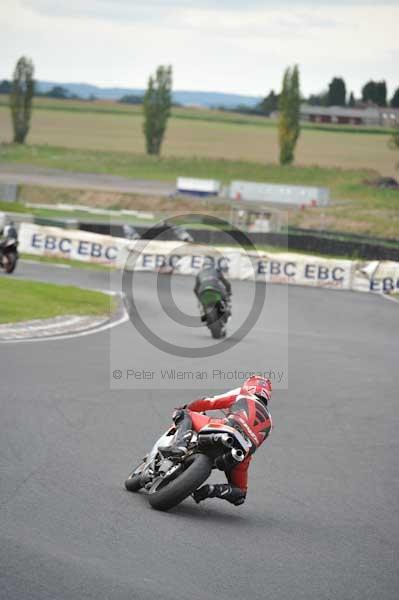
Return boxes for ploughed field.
[0,98,394,174]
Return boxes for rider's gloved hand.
[172,406,187,423]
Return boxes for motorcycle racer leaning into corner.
[159,376,272,507]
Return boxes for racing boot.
[193,484,246,506]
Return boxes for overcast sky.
[2,0,398,97]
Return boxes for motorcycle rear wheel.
[209,320,226,339]
[148,453,212,511]
[207,306,226,339]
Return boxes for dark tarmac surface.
[1,262,398,600]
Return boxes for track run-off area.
[1,261,398,600]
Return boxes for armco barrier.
[78,222,399,261]
[283,232,399,261]
[19,223,399,295]
[288,227,399,245]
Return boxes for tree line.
[4,56,399,169]
[0,80,88,101]
[3,70,398,113]
[258,77,399,116]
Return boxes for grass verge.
[0,200,31,213]
[19,205,158,225]
[1,143,396,199]
[2,143,398,237]
[17,184,231,217]
[0,277,115,323]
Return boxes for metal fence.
[229,181,330,207]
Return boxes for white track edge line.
[381,294,399,304]
[20,259,71,269]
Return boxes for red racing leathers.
[187,388,272,492]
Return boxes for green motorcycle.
[199,286,230,339]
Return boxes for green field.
[0,199,159,225]
[0,143,395,196]
[0,97,396,175]
[1,143,399,237]
[0,94,398,239]
[0,277,114,323]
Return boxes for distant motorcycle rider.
[3,220,18,240]
[194,264,232,322]
[0,212,17,240]
[160,376,272,506]
[0,212,6,238]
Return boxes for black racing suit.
[194,266,231,312]
[4,224,18,240]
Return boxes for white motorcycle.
[125,417,251,511]
[0,236,19,274]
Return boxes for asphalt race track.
[1,262,399,600]
[0,164,175,197]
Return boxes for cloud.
[19,0,399,23]
[16,0,349,39]
[2,1,398,97]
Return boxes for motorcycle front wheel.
[148,453,212,511]
[3,251,17,274]
[125,461,146,492]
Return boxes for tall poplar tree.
[278,65,301,165]
[389,125,399,170]
[10,56,35,144]
[143,65,173,156]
